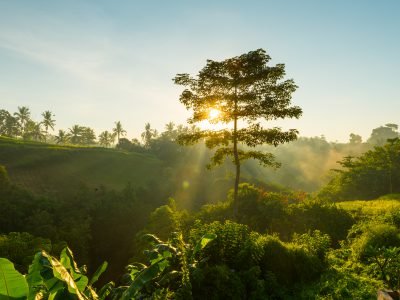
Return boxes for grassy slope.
[337,197,400,217]
[0,137,164,195]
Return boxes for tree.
[14,106,31,135]
[113,121,127,142]
[349,133,362,144]
[80,127,97,145]
[55,129,69,144]
[41,110,56,140]
[23,120,45,141]
[0,110,19,137]
[141,123,158,148]
[367,124,399,146]
[99,130,116,147]
[68,125,83,144]
[173,49,302,210]
[163,122,177,140]
[320,138,400,200]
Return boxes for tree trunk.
[233,87,240,218]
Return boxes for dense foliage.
[319,138,400,200]
[2,114,400,298]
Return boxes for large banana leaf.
[59,248,88,292]
[193,233,217,256]
[88,262,108,286]
[120,258,167,300]
[0,258,28,300]
[41,252,87,300]
[26,252,45,300]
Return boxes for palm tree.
[141,123,158,148]
[68,125,82,144]
[14,106,31,135]
[55,130,69,144]
[98,131,115,147]
[41,111,56,140]
[30,122,46,141]
[113,121,127,143]
[24,120,45,141]
[163,122,176,140]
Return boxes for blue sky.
[0,0,399,142]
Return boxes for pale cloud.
[0,30,139,97]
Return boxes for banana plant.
[112,232,216,300]
[0,247,112,300]
[0,258,29,299]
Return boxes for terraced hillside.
[336,195,400,218]
[0,137,164,195]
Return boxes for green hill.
[0,137,164,195]
[336,196,400,218]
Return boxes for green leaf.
[83,286,99,300]
[26,252,45,300]
[141,234,164,245]
[88,261,108,286]
[59,248,88,292]
[60,248,81,274]
[193,233,217,256]
[97,282,114,300]
[74,276,88,294]
[0,258,28,299]
[41,252,87,300]
[121,260,166,300]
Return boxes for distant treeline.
[1,106,400,195]
[1,106,399,148]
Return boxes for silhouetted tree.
[174,49,302,210]
[55,129,69,144]
[68,125,83,144]
[141,123,158,148]
[99,131,115,147]
[349,133,362,144]
[80,127,96,145]
[0,110,19,137]
[24,121,45,141]
[41,111,56,140]
[367,124,399,146]
[113,121,127,143]
[14,106,31,135]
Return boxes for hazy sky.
[0,0,399,142]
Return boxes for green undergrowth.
[337,198,400,218]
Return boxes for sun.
[208,108,220,120]
[198,108,228,130]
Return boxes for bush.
[285,201,354,245]
[351,223,400,261]
[0,232,51,273]
[192,265,246,300]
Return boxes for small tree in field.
[174,49,302,212]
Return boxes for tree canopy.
[174,48,302,205]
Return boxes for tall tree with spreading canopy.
[173,49,302,210]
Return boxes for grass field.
[0,137,164,194]
[337,197,400,217]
